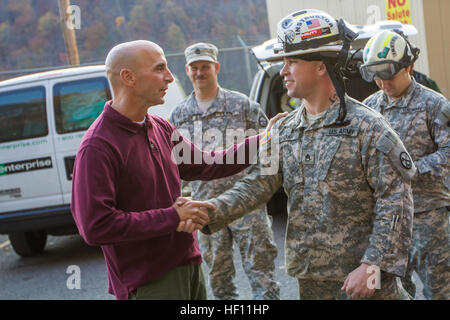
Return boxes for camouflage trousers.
[401,206,450,299]
[198,207,280,300]
[298,274,410,300]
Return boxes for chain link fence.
[0,43,263,97]
[166,45,261,96]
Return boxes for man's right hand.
[265,112,288,133]
[172,197,215,231]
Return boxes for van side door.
[49,74,112,204]
[0,82,64,215]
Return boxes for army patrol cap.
[185,42,218,65]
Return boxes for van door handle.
[64,156,76,180]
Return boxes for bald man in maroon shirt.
[71,40,284,300]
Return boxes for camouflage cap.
[185,42,218,65]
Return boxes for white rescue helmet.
[268,9,358,61]
[271,9,359,125]
[360,30,419,82]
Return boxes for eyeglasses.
[359,61,409,82]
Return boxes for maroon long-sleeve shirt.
[71,101,259,300]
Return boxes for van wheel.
[8,231,47,257]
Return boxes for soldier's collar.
[193,87,225,117]
[185,91,204,116]
[295,97,342,130]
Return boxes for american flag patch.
[260,131,271,145]
[306,19,320,29]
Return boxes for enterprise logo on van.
[0,157,53,176]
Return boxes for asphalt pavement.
[0,211,298,300]
[0,211,424,300]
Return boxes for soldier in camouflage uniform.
[202,10,415,300]
[361,30,449,299]
[168,43,280,300]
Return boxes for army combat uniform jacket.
[364,78,450,213]
[204,95,416,281]
[168,87,269,201]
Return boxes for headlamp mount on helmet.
[327,19,359,125]
[391,29,420,65]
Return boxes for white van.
[0,65,186,257]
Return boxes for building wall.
[265,0,444,94]
[423,0,450,97]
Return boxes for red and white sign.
[385,0,412,24]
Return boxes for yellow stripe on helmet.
[382,33,394,48]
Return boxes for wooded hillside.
[0,0,270,72]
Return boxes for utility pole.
[58,0,80,65]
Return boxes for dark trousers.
[130,264,207,300]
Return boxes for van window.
[0,86,47,143]
[53,77,111,134]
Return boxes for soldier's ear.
[214,62,220,75]
[317,62,327,75]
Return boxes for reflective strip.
[382,33,394,48]
[0,240,10,249]
[366,37,374,49]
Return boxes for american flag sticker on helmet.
[306,19,320,29]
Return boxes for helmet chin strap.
[321,19,357,126]
[277,14,358,126]
[324,61,349,126]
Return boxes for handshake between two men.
[171,111,289,233]
[173,197,215,233]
